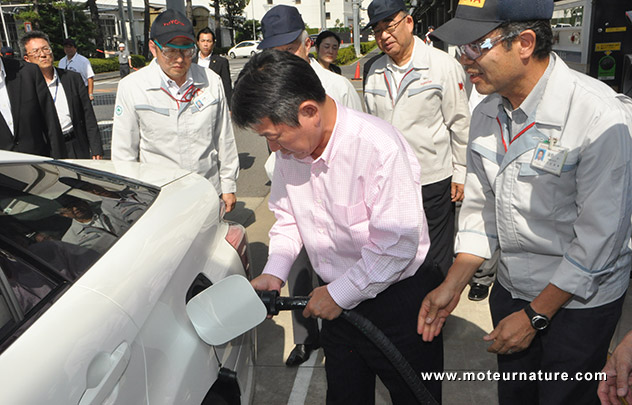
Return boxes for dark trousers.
[288,247,320,346]
[321,259,444,405]
[422,177,455,277]
[489,282,624,405]
[120,64,130,78]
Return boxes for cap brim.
[258,29,303,49]
[362,8,405,31]
[431,18,502,45]
[154,33,195,45]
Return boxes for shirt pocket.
[332,202,369,252]
[135,104,172,141]
[515,149,579,219]
[407,84,443,120]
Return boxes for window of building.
[296,0,301,3]
[326,12,331,20]
[267,0,273,4]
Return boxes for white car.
[0,151,254,404]
[228,41,262,59]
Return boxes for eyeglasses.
[27,46,53,57]
[458,33,515,60]
[154,40,196,60]
[373,15,407,37]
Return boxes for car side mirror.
[186,274,267,346]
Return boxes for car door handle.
[79,342,131,405]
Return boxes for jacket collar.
[144,59,208,91]
[373,36,430,74]
[478,53,571,130]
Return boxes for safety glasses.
[154,40,196,60]
[458,33,516,60]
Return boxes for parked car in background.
[228,41,262,59]
[0,151,254,404]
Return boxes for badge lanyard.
[496,117,535,152]
[160,84,200,109]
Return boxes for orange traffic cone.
[352,61,361,81]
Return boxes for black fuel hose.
[256,291,439,405]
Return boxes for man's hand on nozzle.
[303,285,342,320]
[251,274,284,318]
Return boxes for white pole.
[0,8,9,49]
[252,0,255,40]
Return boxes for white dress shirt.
[197,52,211,68]
[47,69,73,134]
[58,53,95,87]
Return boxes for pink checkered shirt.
[263,102,430,309]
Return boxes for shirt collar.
[157,62,194,93]
[312,98,343,167]
[502,55,554,120]
[386,41,416,72]
[48,68,59,87]
[198,51,212,61]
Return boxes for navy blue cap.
[150,9,195,44]
[63,38,76,47]
[432,0,554,45]
[365,0,407,30]
[259,5,305,49]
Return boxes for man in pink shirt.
[232,49,443,404]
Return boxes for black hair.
[315,30,341,48]
[498,20,552,60]
[196,27,216,42]
[20,30,51,54]
[231,50,326,128]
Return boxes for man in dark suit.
[22,31,102,159]
[0,45,65,158]
[194,27,232,106]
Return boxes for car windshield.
[0,162,158,281]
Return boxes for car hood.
[65,160,192,188]
[0,151,191,188]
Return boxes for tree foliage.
[234,19,260,44]
[16,0,97,59]
[220,0,248,46]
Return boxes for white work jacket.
[456,54,632,308]
[309,57,363,111]
[111,61,239,196]
[364,37,470,185]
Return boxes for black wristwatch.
[524,304,550,330]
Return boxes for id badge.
[531,141,568,176]
[192,90,213,111]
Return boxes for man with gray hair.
[258,5,362,111]
[364,0,470,281]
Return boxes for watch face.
[532,315,549,330]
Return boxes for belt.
[63,130,75,141]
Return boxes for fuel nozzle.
[255,290,310,315]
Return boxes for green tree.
[234,19,260,44]
[220,0,248,46]
[16,0,97,59]
[86,0,104,57]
